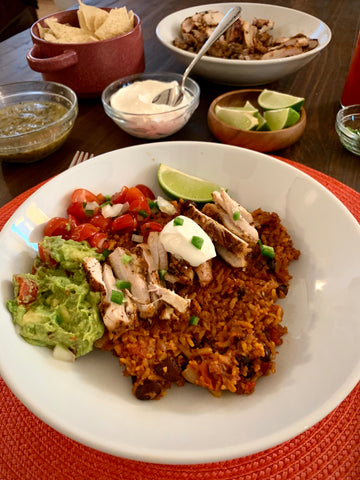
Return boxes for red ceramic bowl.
[27,8,145,97]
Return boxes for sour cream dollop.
[159,215,216,267]
[110,80,192,114]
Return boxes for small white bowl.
[156,2,332,86]
[101,72,200,139]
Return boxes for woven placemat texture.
[0,160,359,480]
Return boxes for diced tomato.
[88,232,109,252]
[140,221,163,234]
[43,217,70,238]
[135,184,156,200]
[71,188,99,204]
[89,214,112,232]
[111,213,137,232]
[38,244,58,267]
[67,202,89,222]
[70,223,99,242]
[14,274,38,305]
[111,186,128,205]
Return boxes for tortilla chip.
[45,19,95,43]
[77,0,108,33]
[95,7,134,40]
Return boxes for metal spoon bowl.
[152,6,242,107]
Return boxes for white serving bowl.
[156,2,332,86]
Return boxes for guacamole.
[7,236,105,358]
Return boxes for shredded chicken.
[173,11,318,60]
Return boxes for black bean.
[267,257,276,272]
[154,357,182,382]
[237,286,246,300]
[276,284,288,297]
[135,380,162,400]
[261,344,272,362]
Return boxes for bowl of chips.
[27,1,145,97]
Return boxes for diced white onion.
[156,196,176,215]
[131,234,144,243]
[53,345,75,363]
[85,201,99,210]
[102,202,128,218]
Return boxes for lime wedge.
[255,112,270,131]
[157,164,223,203]
[258,89,304,111]
[263,108,300,130]
[214,105,259,130]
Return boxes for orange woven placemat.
[1,159,359,480]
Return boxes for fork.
[68,151,94,169]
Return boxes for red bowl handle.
[26,45,78,72]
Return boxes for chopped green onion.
[121,253,133,265]
[189,316,199,325]
[158,269,167,281]
[138,209,149,218]
[102,249,110,258]
[191,236,204,250]
[258,239,275,259]
[148,200,159,210]
[100,199,112,207]
[111,290,124,305]
[233,211,241,221]
[173,216,184,226]
[116,280,131,290]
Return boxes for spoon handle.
[181,6,242,87]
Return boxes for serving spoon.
[152,6,242,107]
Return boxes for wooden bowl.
[208,89,307,152]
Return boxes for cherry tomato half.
[124,187,147,205]
[135,184,156,200]
[128,198,151,218]
[71,188,99,204]
[43,217,70,238]
[111,213,137,232]
[67,202,90,222]
[111,186,129,205]
[71,223,99,242]
[89,214,113,232]
[88,232,109,252]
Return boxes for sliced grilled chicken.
[182,202,251,267]
[194,259,213,287]
[149,284,190,314]
[109,247,155,319]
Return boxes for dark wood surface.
[1,0,359,208]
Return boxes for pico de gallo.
[42,184,171,255]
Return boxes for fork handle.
[181,6,242,88]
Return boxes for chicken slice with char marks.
[182,202,251,268]
[208,189,259,245]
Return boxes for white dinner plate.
[0,141,359,464]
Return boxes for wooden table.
[1,0,359,208]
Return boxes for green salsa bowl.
[0,81,78,163]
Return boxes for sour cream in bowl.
[101,72,200,139]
